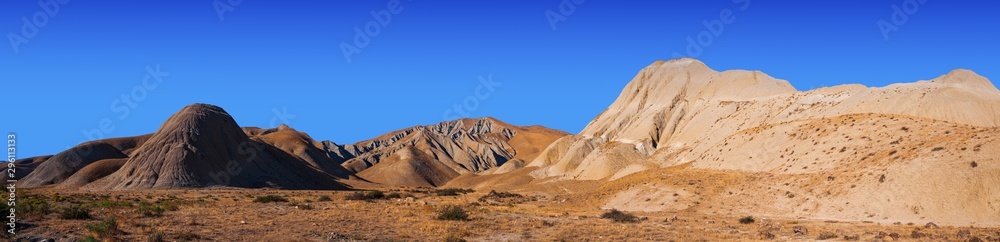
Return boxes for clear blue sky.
[3,0,998,158]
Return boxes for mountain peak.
[932,69,996,89]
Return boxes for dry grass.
[7,188,1000,241]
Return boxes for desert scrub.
[59,205,92,220]
[739,216,755,224]
[437,205,470,221]
[435,188,474,196]
[137,201,166,217]
[345,190,385,201]
[86,218,120,239]
[91,200,132,208]
[600,209,638,223]
[384,192,406,199]
[253,195,288,203]
[317,195,333,202]
[478,190,529,205]
[816,231,839,240]
[13,195,51,218]
[147,231,165,242]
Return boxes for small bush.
[289,202,314,210]
[345,190,385,201]
[147,231,165,242]
[384,192,404,199]
[253,195,288,203]
[59,205,92,220]
[816,232,839,240]
[437,205,469,221]
[86,218,120,238]
[91,200,132,208]
[17,197,51,217]
[739,216,755,224]
[158,201,180,211]
[137,202,166,217]
[600,209,638,223]
[365,190,385,199]
[443,232,468,242]
[317,195,332,202]
[478,190,524,201]
[435,188,474,196]
[79,236,99,242]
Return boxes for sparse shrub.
[147,231,165,242]
[317,195,332,202]
[365,190,384,199]
[739,216,755,224]
[437,205,469,221]
[289,202,314,210]
[79,236,99,242]
[443,231,469,242]
[158,201,180,211]
[932,147,945,152]
[137,202,166,217]
[971,161,978,168]
[253,195,288,203]
[444,235,467,242]
[344,192,365,200]
[17,196,51,217]
[757,230,776,240]
[385,192,404,199]
[477,190,529,205]
[435,188,474,196]
[86,218,120,239]
[816,232,838,240]
[92,200,132,208]
[59,205,92,220]
[600,209,638,223]
[345,190,386,201]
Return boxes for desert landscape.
[5,58,1000,241]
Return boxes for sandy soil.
[7,187,999,241]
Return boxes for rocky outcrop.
[530,58,1000,180]
[327,117,568,187]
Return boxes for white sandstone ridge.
[529,58,1000,180]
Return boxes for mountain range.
[9,58,999,225]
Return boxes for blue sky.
[3,0,998,158]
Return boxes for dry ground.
[6,187,1000,241]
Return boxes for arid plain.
[5,59,1000,241]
